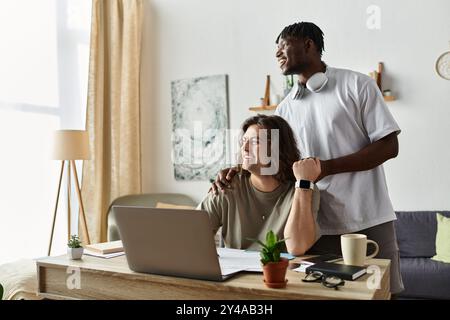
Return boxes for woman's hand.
[292,158,321,182]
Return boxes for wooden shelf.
[249,75,277,111]
[249,105,278,111]
[370,62,397,103]
[383,96,396,102]
[250,97,394,109]
[249,65,396,112]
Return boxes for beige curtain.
[82,0,143,243]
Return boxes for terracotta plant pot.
[262,257,289,288]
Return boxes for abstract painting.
[171,74,229,181]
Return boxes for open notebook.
[218,248,295,275]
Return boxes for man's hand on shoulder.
[209,167,239,195]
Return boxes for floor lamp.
[48,130,91,256]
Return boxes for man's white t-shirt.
[275,66,400,235]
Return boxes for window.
[0,0,92,264]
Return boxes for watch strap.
[295,179,314,190]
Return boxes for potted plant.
[253,230,289,289]
[67,235,84,260]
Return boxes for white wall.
[140,0,450,210]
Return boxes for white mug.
[340,234,379,266]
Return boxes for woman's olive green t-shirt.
[197,174,320,251]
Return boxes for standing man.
[275,22,403,294]
[212,22,403,294]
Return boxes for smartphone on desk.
[300,254,342,264]
[288,254,343,270]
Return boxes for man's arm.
[317,132,399,181]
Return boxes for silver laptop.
[113,206,231,281]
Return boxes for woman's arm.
[284,158,321,256]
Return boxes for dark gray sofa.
[395,211,450,299]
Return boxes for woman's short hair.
[241,114,300,183]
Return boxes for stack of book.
[85,240,124,258]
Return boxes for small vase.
[262,258,289,288]
[67,247,84,260]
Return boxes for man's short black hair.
[276,22,325,57]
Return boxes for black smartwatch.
[295,179,314,190]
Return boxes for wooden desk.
[36,255,390,300]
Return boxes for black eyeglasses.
[302,271,345,290]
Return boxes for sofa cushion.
[399,257,450,299]
[395,211,450,258]
[432,213,450,263]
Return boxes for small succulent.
[252,230,287,265]
[67,235,82,248]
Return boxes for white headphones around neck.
[296,72,328,99]
[306,72,328,92]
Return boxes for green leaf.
[249,231,289,264]
[256,241,269,250]
[266,230,277,247]
[246,237,272,251]
[0,283,4,300]
[255,230,289,264]
[68,235,82,248]
[273,249,281,262]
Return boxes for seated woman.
[198,114,321,255]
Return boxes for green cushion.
[432,213,450,263]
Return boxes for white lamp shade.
[52,130,90,160]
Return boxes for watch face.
[299,180,311,189]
